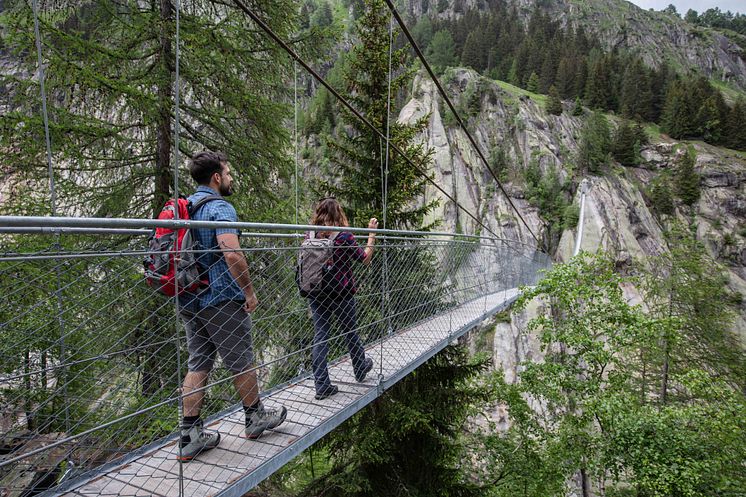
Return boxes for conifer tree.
[661,80,696,139]
[612,119,640,166]
[724,98,746,150]
[572,96,584,116]
[461,31,483,71]
[526,71,540,93]
[555,57,575,98]
[546,85,563,115]
[585,55,611,110]
[0,0,297,218]
[427,29,457,74]
[577,111,611,173]
[325,0,436,228]
[648,173,675,216]
[674,148,700,206]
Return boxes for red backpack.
[143,195,221,296]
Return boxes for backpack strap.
[188,194,223,217]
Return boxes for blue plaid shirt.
[180,186,244,310]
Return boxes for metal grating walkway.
[53,289,519,497]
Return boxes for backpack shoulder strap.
[189,194,223,217]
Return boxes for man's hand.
[244,291,258,313]
[368,218,378,231]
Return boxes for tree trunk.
[580,467,591,497]
[142,0,175,397]
[154,0,174,216]
[660,341,669,405]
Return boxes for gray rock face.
[400,67,746,385]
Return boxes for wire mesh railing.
[0,216,550,496]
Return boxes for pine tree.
[584,55,610,110]
[612,120,640,166]
[0,0,297,218]
[572,96,584,116]
[325,0,437,228]
[577,111,611,173]
[526,71,540,93]
[674,148,700,206]
[427,29,458,74]
[546,85,563,115]
[724,98,746,150]
[661,80,695,139]
[555,57,575,98]
[461,31,483,71]
[648,172,675,216]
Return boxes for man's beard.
[219,183,233,196]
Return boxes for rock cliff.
[399,67,746,385]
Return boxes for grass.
[710,78,745,105]
[644,123,663,142]
[492,79,547,105]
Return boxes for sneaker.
[245,402,288,439]
[314,384,339,400]
[355,357,374,382]
[177,419,220,461]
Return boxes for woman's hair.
[311,197,349,228]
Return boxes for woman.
[307,198,378,400]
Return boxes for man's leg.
[203,301,286,438]
[233,368,259,407]
[182,370,208,417]
[178,310,220,460]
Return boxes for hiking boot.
[245,403,287,439]
[355,357,374,382]
[177,419,220,461]
[314,384,339,400]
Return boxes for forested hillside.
[1,0,744,496]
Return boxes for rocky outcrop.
[399,67,746,368]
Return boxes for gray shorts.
[181,300,254,373]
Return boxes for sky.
[627,0,744,15]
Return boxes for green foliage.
[488,252,746,496]
[524,159,574,248]
[571,96,584,116]
[301,346,489,497]
[426,29,457,74]
[577,111,611,173]
[673,147,701,206]
[641,225,745,392]
[647,172,675,216]
[0,0,299,219]
[526,72,539,93]
[324,0,437,229]
[612,119,647,166]
[546,85,563,115]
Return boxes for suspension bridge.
[1,0,561,496]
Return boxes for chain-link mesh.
[0,218,550,497]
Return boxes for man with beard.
[176,151,286,461]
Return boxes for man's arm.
[216,233,258,312]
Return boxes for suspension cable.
[31,0,72,441]
[229,0,501,240]
[171,0,185,490]
[382,0,541,247]
[294,60,299,225]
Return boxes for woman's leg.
[310,297,334,393]
[334,296,367,374]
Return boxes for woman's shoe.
[355,357,374,382]
[314,384,339,400]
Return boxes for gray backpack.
[297,231,339,297]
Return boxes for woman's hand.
[364,218,378,265]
